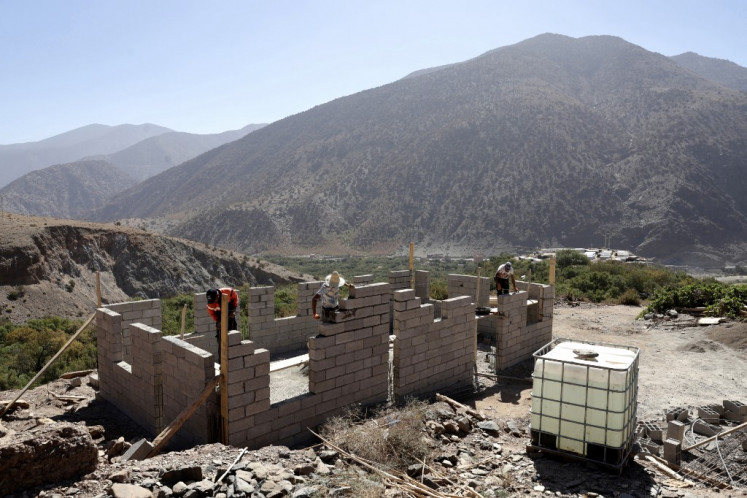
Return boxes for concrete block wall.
[104,299,161,363]
[96,307,164,437]
[246,283,318,354]
[392,289,475,400]
[482,282,554,371]
[227,282,391,449]
[447,274,490,307]
[161,335,219,449]
[389,270,411,291]
[353,274,375,285]
[415,270,429,301]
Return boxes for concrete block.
[692,420,720,437]
[667,420,687,442]
[724,400,747,416]
[663,438,681,466]
[697,406,720,424]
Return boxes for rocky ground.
[1,303,746,498]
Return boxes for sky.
[1,0,745,145]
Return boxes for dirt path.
[475,303,747,423]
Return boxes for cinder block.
[663,438,681,466]
[697,406,720,424]
[667,420,687,442]
[693,420,720,437]
[724,400,747,416]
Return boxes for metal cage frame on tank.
[527,337,640,472]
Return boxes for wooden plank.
[220,293,229,445]
[147,375,221,458]
[270,354,309,373]
[1,313,95,418]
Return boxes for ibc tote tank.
[530,338,639,469]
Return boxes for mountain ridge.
[88,34,747,267]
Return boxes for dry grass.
[320,399,432,473]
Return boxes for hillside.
[0,213,310,323]
[0,123,172,188]
[88,34,747,267]
[0,160,137,218]
[671,51,747,92]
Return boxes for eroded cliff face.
[0,213,305,323]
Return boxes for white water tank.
[530,338,639,467]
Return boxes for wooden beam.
[435,393,486,421]
[147,375,221,458]
[1,313,95,418]
[220,293,229,445]
[270,354,309,373]
[683,420,747,452]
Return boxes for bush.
[617,288,641,306]
[7,286,24,301]
[555,249,590,268]
[274,285,297,318]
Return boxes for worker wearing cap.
[494,261,518,295]
[206,287,239,348]
[311,271,354,322]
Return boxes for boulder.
[0,422,97,495]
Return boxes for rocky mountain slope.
[0,160,137,219]
[88,34,747,267]
[0,213,309,323]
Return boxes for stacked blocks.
[246,283,318,355]
[393,289,475,400]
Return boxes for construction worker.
[206,287,239,360]
[494,261,518,295]
[311,271,354,322]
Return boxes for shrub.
[7,286,24,301]
[617,288,641,306]
[555,249,590,268]
[430,279,448,300]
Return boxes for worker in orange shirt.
[206,288,239,360]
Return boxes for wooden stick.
[435,393,486,421]
[220,292,229,445]
[643,455,685,480]
[180,304,187,340]
[1,313,95,418]
[147,375,221,458]
[214,447,248,484]
[475,372,533,384]
[682,420,747,451]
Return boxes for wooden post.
[180,304,187,340]
[96,271,101,307]
[409,242,414,289]
[549,256,556,285]
[474,267,480,367]
[220,293,229,445]
[1,313,95,417]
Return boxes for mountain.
[670,52,747,92]
[0,125,267,218]
[0,160,137,219]
[95,124,266,182]
[88,34,747,267]
[0,123,173,188]
[0,213,310,323]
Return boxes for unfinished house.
[95,271,553,450]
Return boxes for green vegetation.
[3,251,743,392]
[0,317,97,391]
[643,280,747,318]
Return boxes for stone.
[109,483,152,498]
[0,422,97,496]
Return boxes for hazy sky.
[2,0,745,145]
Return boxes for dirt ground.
[474,303,747,423]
